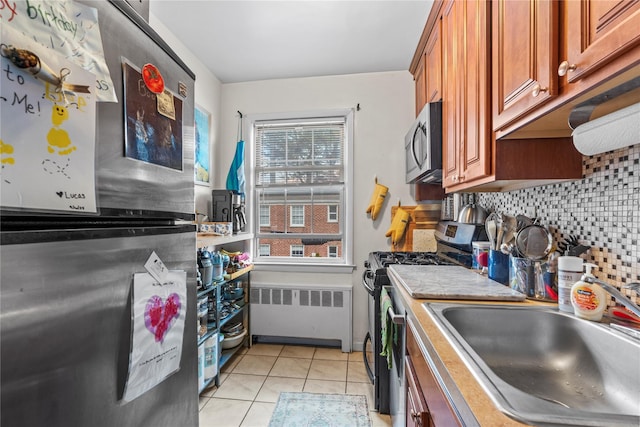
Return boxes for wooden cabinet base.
[445,136,582,193]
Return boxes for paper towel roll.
[572,102,640,156]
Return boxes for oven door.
[362,269,375,384]
[385,286,406,427]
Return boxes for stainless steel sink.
[423,303,640,427]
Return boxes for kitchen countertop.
[389,264,526,301]
[390,267,556,426]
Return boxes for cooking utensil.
[515,214,533,232]
[485,212,498,250]
[515,224,553,260]
[495,214,504,250]
[502,214,517,247]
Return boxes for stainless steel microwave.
[405,101,442,184]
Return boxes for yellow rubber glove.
[365,179,388,220]
[385,206,410,246]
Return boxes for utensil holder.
[509,256,557,302]
[488,250,509,285]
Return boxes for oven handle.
[387,305,405,325]
[362,270,375,295]
[362,332,374,384]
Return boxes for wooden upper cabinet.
[461,0,491,185]
[442,0,491,190]
[441,0,461,189]
[415,53,427,116]
[425,22,442,103]
[562,0,640,84]
[492,0,559,131]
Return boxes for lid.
[472,241,491,249]
[558,256,583,271]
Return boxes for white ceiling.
[149,1,434,84]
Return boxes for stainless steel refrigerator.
[1,1,198,426]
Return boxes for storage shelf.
[220,337,248,369]
[219,305,245,331]
[196,252,251,394]
[224,264,253,280]
[197,328,218,347]
[196,232,254,249]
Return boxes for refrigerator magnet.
[142,63,165,94]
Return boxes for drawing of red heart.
[144,293,181,342]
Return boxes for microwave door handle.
[412,122,425,169]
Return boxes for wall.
[478,142,640,294]
[220,72,417,349]
[149,14,222,216]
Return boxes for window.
[290,205,305,227]
[259,244,271,256]
[253,110,354,269]
[327,205,338,222]
[259,205,271,227]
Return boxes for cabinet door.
[460,0,491,184]
[406,356,432,427]
[415,52,427,116]
[425,22,442,103]
[442,0,492,190]
[492,0,558,130]
[441,0,461,188]
[563,0,640,83]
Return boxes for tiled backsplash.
[477,144,639,297]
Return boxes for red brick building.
[258,203,342,258]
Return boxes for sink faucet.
[582,278,640,318]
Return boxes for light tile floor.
[199,343,393,427]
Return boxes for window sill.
[253,262,356,274]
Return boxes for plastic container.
[571,263,606,321]
[197,250,213,288]
[472,241,491,270]
[558,256,583,312]
[211,251,224,282]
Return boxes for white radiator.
[250,283,352,352]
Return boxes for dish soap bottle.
[570,263,606,321]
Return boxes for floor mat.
[268,392,371,427]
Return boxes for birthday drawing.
[1,25,97,213]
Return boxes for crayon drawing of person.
[47,104,77,155]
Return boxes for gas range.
[362,221,487,414]
[372,251,452,268]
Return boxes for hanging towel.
[225,139,245,196]
[379,287,395,370]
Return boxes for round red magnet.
[142,63,165,94]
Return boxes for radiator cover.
[250,283,352,352]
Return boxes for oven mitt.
[380,287,396,370]
[366,178,388,220]
[385,206,410,246]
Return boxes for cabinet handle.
[531,83,548,97]
[558,61,577,77]
[452,175,458,182]
[411,411,421,422]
